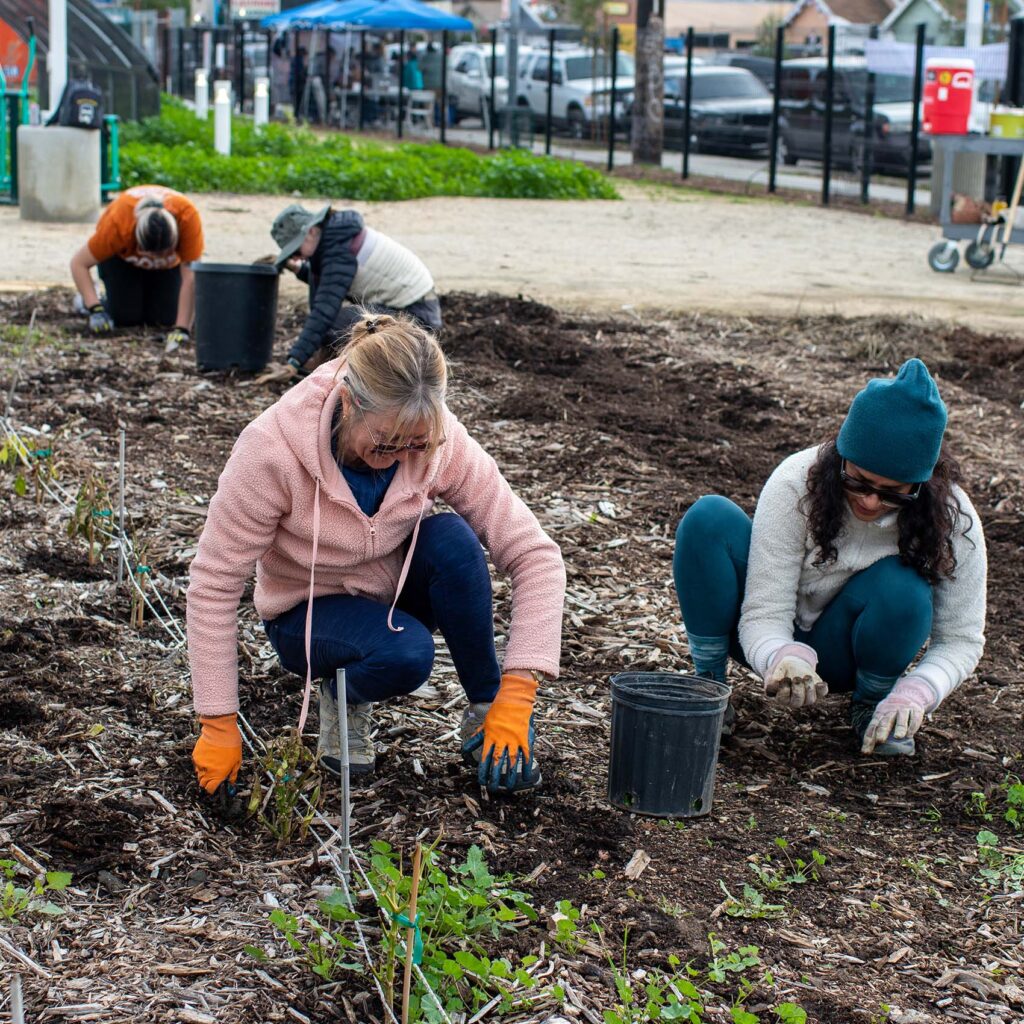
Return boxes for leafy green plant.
[975,830,1024,892]
[552,898,584,952]
[121,96,619,202]
[0,860,72,921]
[970,775,1024,832]
[246,890,361,981]
[748,840,825,892]
[248,729,322,847]
[718,881,786,920]
[365,840,544,1021]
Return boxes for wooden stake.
[400,843,423,1024]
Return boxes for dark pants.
[98,258,180,328]
[264,513,501,705]
[330,296,443,351]
[673,495,934,692]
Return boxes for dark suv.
[777,57,931,176]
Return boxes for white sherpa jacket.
[739,445,987,706]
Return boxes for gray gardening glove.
[764,643,828,709]
[88,304,114,334]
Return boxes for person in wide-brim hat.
[673,358,987,756]
[253,203,443,386]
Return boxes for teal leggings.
[673,495,933,692]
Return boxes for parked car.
[659,66,773,155]
[777,57,931,175]
[517,48,635,138]
[448,43,510,121]
[706,52,776,91]
[663,53,706,75]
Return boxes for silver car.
[448,43,510,122]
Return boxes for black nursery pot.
[608,672,731,819]
[193,262,279,372]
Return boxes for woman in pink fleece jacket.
[187,314,566,796]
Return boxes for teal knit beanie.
[836,358,947,483]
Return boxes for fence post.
[860,24,877,205]
[8,96,19,202]
[397,30,405,139]
[768,23,783,193]
[907,22,925,216]
[214,79,231,155]
[545,29,554,156]
[359,32,367,131]
[821,24,835,206]
[681,25,693,178]
[440,30,449,144]
[607,26,619,172]
[195,69,209,119]
[488,28,497,150]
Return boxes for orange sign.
[0,17,33,89]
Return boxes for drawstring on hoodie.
[297,477,322,734]
[296,479,427,734]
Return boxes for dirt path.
[3,184,1023,332]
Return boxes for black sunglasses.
[840,460,923,508]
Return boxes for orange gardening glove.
[462,673,540,793]
[192,713,242,795]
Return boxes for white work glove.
[763,643,828,709]
[861,675,937,754]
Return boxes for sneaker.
[850,700,916,757]
[318,684,376,777]
[409,680,441,701]
[459,702,491,763]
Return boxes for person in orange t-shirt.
[70,185,204,349]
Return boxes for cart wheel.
[928,242,959,273]
[965,241,996,270]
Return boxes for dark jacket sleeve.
[295,261,310,284]
[287,211,363,366]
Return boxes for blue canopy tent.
[262,0,472,138]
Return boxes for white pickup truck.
[516,48,635,138]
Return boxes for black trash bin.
[608,672,731,819]
[193,262,279,372]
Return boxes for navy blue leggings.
[673,495,934,692]
[265,512,501,705]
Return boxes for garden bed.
[0,290,1022,1023]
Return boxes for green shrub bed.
[120,97,619,201]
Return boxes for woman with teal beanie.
[673,359,987,756]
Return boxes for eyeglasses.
[840,461,923,508]
[344,375,436,456]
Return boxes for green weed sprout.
[0,859,72,921]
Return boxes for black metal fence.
[156,16,1024,213]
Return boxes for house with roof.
[879,0,1024,43]
[782,0,894,48]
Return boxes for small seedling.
[248,729,322,848]
[0,860,72,921]
[719,881,786,920]
[975,830,1024,892]
[67,474,112,564]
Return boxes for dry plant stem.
[400,843,424,1024]
[336,667,352,882]
[3,307,36,418]
[11,973,24,1024]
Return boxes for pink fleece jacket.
[186,358,567,716]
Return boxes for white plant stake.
[11,973,24,1024]
[336,668,352,882]
[117,426,126,586]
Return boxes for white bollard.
[215,42,226,73]
[214,79,231,156]
[254,77,269,128]
[195,69,209,120]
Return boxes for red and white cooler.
[922,57,975,135]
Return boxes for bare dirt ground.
[1,286,1023,1024]
[2,185,1024,333]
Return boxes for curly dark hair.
[801,438,970,585]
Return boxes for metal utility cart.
[928,134,1024,274]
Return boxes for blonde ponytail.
[336,311,447,451]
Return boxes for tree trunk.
[631,15,664,165]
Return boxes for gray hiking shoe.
[319,683,376,777]
[459,702,491,763]
[850,700,916,757]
